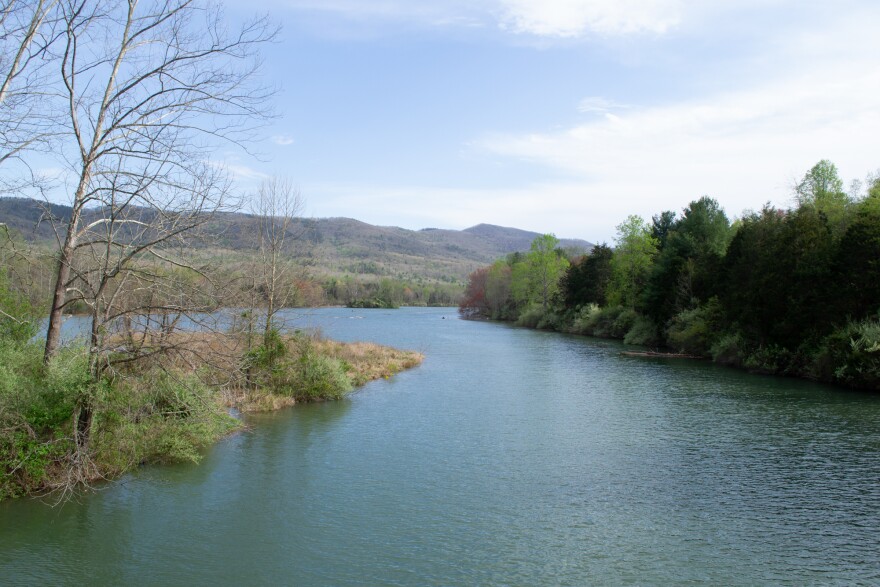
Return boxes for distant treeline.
[460,160,880,390]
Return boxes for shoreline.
[0,332,423,502]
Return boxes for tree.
[42,0,277,364]
[459,266,489,318]
[795,159,844,204]
[641,197,731,324]
[0,0,59,175]
[512,234,569,310]
[832,191,880,322]
[607,215,658,308]
[60,163,233,378]
[250,177,304,345]
[650,210,676,251]
[484,259,513,319]
[720,205,836,348]
[26,0,277,458]
[794,160,852,236]
[560,243,613,308]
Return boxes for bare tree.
[0,0,61,193]
[43,0,277,364]
[60,161,233,378]
[250,176,304,345]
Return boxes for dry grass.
[109,330,423,412]
[311,339,424,387]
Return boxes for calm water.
[2,307,879,585]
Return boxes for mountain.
[0,197,593,283]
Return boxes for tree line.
[460,160,880,390]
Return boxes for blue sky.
[221,0,880,243]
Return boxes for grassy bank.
[0,331,422,501]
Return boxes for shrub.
[568,304,600,335]
[624,316,660,346]
[743,345,794,375]
[711,332,746,367]
[515,304,563,330]
[812,317,880,389]
[92,370,238,470]
[611,308,639,339]
[515,304,545,328]
[265,334,354,402]
[666,298,724,357]
[277,351,352,401]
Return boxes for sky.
[218,0,880,243]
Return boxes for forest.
[460,160,880,391]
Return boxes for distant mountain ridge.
[0,197,593,282]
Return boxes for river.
[2,307,879,585]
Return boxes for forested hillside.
[1,196,592,306]
[460,160,880,390]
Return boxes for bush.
[743,345,795,375]
[93,370,238,470]
[666,299,724,357]
[812,317,880,389]
[263,334,354,402]
[624,316,660,346]
[515,304,563,330]
[515,304,545,328]
[711,332,746,367]
[611,308,639,339]
[0,272,38,343]
[568,304,601,335]
[0,343,89,499]
[288,351,352,401]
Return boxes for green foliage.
[624,316,661,346]
[248,328,287,372]
[512,234,570,310]
[568,305,635,338]
[485,260,514,320]
[608,216,658,308]
[93,370,238,469]
[721,204,838,348]
[515,304,547,329]
[795,159,852,235]
[710,332,746,367]
[286,338,352,401]
[641,197,731,325]
[560,243,613,308]
[832,194,880,322]
[812,317,880,389]
[515,304,565,330]
[259,334,353,402]
[346,298,400,309]
[0,269,38,343]
[742,345,797,375]
[0,339,237,499]
[457,158,879,390]
[666,298,724,357]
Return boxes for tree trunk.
[44,208,80,362]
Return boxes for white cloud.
[578,96,631,113]
[269,0,687,37]
[271,0,486,29]
[497,0,683,37]
[476,59,880,237]
[272,135,295,146]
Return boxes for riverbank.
[465,304,879,391]
[0,331,423,501]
